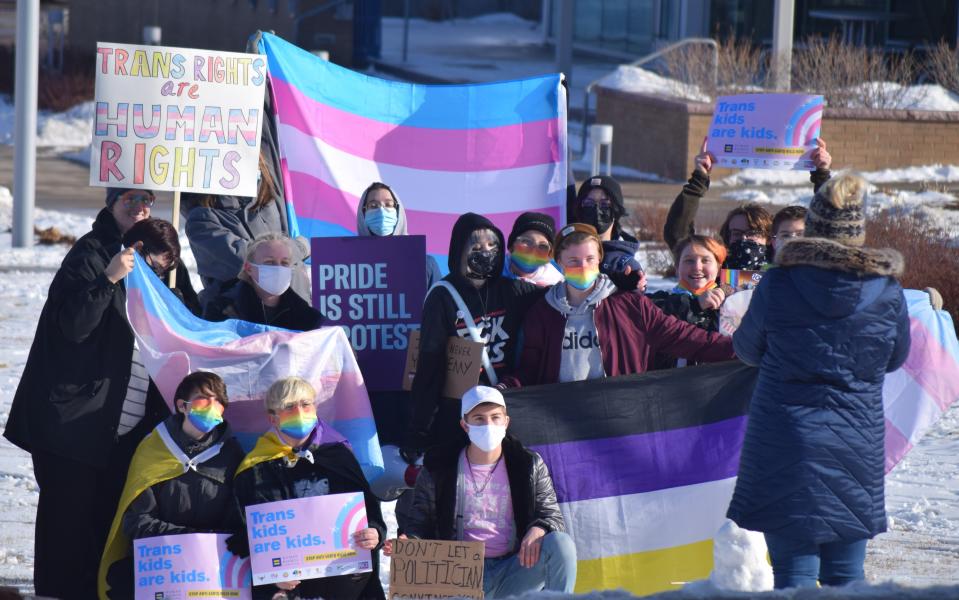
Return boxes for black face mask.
[724,239,769,270]
[466,250,498,280]
[580,204,614,235]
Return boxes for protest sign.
[91,42,267,196]
[710,93,823,170]
[402,330,484,399]
[311,236,427,391]
[720,268,764,290]
[133,533,252,600]
[388,538,484,600]
[245,492,372,585]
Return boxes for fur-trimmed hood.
[776,237,904,277]
[776,237,904,319]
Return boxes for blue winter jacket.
[726,238,911,544]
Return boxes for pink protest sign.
[710,93,823,171]
[245,492,372,585]
[132,533,252,600]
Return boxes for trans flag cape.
[505,289,959,596]
[124,254,384,480]
[257,33,567,269]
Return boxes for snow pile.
[683,520,772,593]
[595,65,710,103]
[720,165,959,187]
[844,82,959,112]
[0,99,94,148]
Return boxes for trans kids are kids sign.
[710,93,823,170]
[91,42,267,196]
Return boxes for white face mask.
[254,264,293,296]
[467,424,507,452]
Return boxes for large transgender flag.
[505,289,959,596]
[124,254,384,480]
[257,33,567,266]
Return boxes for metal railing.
[580,37,719,158]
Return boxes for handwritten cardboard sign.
[710,93,823,171]
[133,533,252,600]
[720,268,764,290]
[245,492,372,585]
[312,236,427,391]
[402,330,484,399]
[91,42,267,195]
[388,539,484,599]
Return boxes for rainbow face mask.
[185,398,224,434]
[277,405,318,441]
[563,265,600,291]
[509,245,551,274]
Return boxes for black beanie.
[574,175,626,217]
[106,187,154,208]
[507,212,556,249]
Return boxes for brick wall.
[595,87,959,182]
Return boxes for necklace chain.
[466,452,502,496]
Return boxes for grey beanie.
[805,174,867,247]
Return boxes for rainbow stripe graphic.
[125,253,383,480]
[187,398,225,432]
[257,33,567,269]
[563,265,600,290]
[784,96,824,147]
[509,246,552,274]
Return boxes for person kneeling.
[232,377,386,600]
[99,372,245,600]
[389,386,577,598]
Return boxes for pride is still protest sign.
[710,93,824,171]
[245,492,372,585]
[91,42,267,196]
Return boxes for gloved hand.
[225,532,250,558]
[925,287,944,311]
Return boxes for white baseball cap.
[461,386,506,417]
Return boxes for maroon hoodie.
[500,287,736,387]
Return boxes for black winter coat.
[646,289,720,370]
[203,278,324,331]
[405,436,566,546]
[4,209,185,467]
[727,238,911,543]
[233,441,386,600]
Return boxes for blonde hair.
[265,376,315,412]
[819,173,866,209]
[237,232,295,281]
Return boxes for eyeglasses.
[514,238,551,254]
[580,197,612,209]
[730,229,765,241]
[366,199,396,210]
[121,193,156,208]
[774,231,804,240]
[272,399,316,413]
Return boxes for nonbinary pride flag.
[124,253,384,480]
[258,33,567,267]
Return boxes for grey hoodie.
[545,274,618,383]
[355,184,441,288]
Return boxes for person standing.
[727,174,911,589]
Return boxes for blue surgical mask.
[365,207,398,236]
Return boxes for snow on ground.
[593,65,711,103]
[720,164,959,188]
[0,189,957,596]
[0,98,94,149]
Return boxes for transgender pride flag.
[257,33,567,264]
[124,253,384,480]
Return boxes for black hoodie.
[408,213,545,450]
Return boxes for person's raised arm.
[810,138,832,193]
[664,137,714,249]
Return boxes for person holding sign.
[356,181,442,289]
[572,175,647,292]
[232,377,386,600]
[500,224,735,387]
[204,233,324,331]
[647,234,733,370]
[3,188,202,599]
[727,174,910,589]
[404,213,545,458]
[99,371,245,599]
[663,137,834,263]
[389,386,577,597]
[502,212,563,287]
[185,151,312,310]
